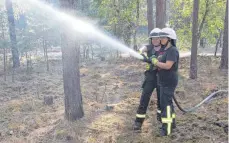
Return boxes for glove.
[150,55,158,65]
[146,63,151,70]
[138,46,147,54]
[140,54,151,63]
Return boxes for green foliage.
[92,0,147,45]
[170,0,226,50]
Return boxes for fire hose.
[173,90,228,113]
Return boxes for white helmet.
[160,28,177,40]
[149,28,162,38]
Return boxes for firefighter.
[133,28,165,131]
[151,27,179,136]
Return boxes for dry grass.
[0,56,227,143]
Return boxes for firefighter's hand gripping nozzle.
[140,54,151,63]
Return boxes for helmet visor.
[149,32,160,38]
[159,32,169,38]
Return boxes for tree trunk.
[26,51,29,73]
[79,45,82,59]
[123,24,132,47]
[215,38,220,57]
[6,49,8,66]
[219,34,222,48]
[166,0,170,23]
[36,42,39,56]
[59,0,84,121]
[220,0,228,69]
[190,0,199,79]
[147,0,153,35]
[82,45,86,60]
[43,38,49,71]
[86,46,89,59]
[113,0,120,58]
[133,0,140,51]
[2,21,6,81]
[164,0,167,24]
[43,38,45,57]
[3,48,6,81]
[25,51,32,73]
[5,0,20,68]
[214,31,222,57]
[90,45,94,60]
[156,0,165,28]
[29,52,32,72]
[197,0,209,43]
[45,41,49,71]
[12,67,15,82]
[200,38,204,48]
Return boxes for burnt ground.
[0,56,228,143]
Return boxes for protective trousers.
[135,73,161,124]
[160,86,176,135]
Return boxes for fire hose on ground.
[173,90,228,113]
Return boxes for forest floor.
[0,55,228,143]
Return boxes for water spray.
[18,0,143,60]
[17,0,227,114]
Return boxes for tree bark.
[86,46,89,59]
[220,0,228,69]
[190,0,199,79]
[147,0,153,35]
[26,51,29,72]
[214,30,222,57]
[3,48,6,81]
[43,37,49,71]
[112,0,119,58]
[133,0,140,51]
[5,0,20,68]
[45,41,49,71]
[59,0,84,121]
[219,34,222,47]
[1,20,7,81]
[156,0,165,28]
[82,46,84,60]
[164,0,167,24]
[90,45,94,60]
[197,0,209,43]
[123,24,132,47]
